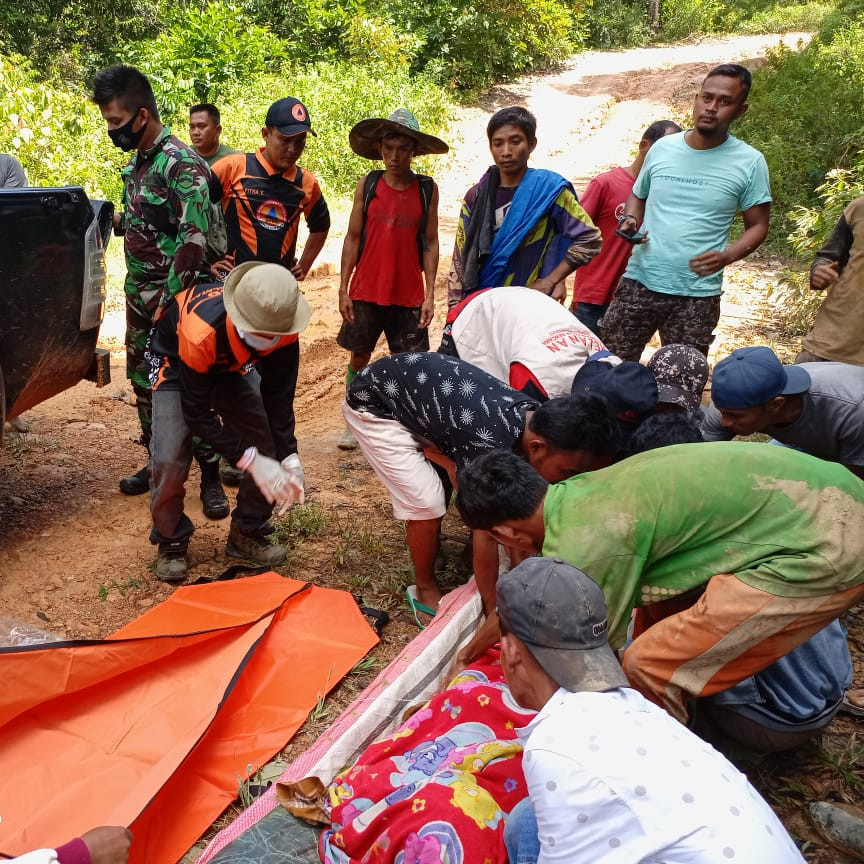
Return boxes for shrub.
[586,0,653,48]
[787,156,864,258]
[393,0,578,92]
[0,55,124,200]
[243,0,363,61]
[736,22,864,243]
[121,2,290,118]
[731,3,833,34]
[0,46,454,206]
[767,156,864,334]
[0,0,160,77]
[211,61,454,199]
[657,0,723,40]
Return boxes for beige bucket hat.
[223,261,311,336]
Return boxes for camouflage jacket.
[120,126,210,310]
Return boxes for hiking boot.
[220,458,245,487]
[119,465,150,495]
[155,542,188,583]
[226,525,287,566]
[338,426,358,450]
[199,460,230,520]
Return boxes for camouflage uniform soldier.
[92,65,229,519]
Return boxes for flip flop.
[840,688,864,719]
[406,585,437,630]
[809,802,864,861]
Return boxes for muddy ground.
[0,31,860,863]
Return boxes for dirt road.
[1,31,859,862]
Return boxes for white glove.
[274,453,305,515]
[280,453,305,504]
[240,449,292,505]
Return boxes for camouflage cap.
[647,344,710,414]
[349,108,449,161]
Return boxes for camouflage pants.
[599,277,721,361]
[126,284,160,449]
[125,280,214,463]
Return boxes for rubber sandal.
[809,802,864,861]
[406,585,437,630]
[840,688,864,719]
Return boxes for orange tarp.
[0,573,378,863]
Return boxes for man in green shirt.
[189,103,238,167]
[456,442,864,722]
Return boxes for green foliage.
[343,15,423,67]
[788,156,864,258]
[0,55,124,200]
[243,0,363,61]
[0,0,160,77]
[391,0,580,92]
[657,0,723,40]
[586,0,652,48]
[0,40,453,207]
[818,0,864,40]
[584,0,836,46]
[729,3,832,34]
[736,18,864,243]
[218,62,453,198]
[122,2,289,118]
[768,134,864,336]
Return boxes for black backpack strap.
[416,174,434,263]
[356,170,384,263]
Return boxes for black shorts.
[337,300,430,355]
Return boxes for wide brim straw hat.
[223,261,311,336]
[349,108,449,160]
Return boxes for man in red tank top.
[337,108,448,449]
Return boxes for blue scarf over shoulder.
[478,167,570,287]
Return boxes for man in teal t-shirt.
[600,63,772,361]
[455,442,864,722]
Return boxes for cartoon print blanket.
[319,648,535,864]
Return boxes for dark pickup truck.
[0,187,113,441]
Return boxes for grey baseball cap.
[647,344,710,414]
[497,558,628,694]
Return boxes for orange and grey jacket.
[149,283,299,464]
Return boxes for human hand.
[617,214,639,234]
[290,262,307,281]
[243,451,294,505]
[210,253,235,282]
[550,280,567,303]
[689,249,729,278]
[419,295,434,328]
[811,260,840,290]
[527,276,556,296]
[274,453,305,515]
[80,826,133,864]
[339,291,354,324]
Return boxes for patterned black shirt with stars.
[346,353,539,467]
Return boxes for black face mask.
[108,109,147,151]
